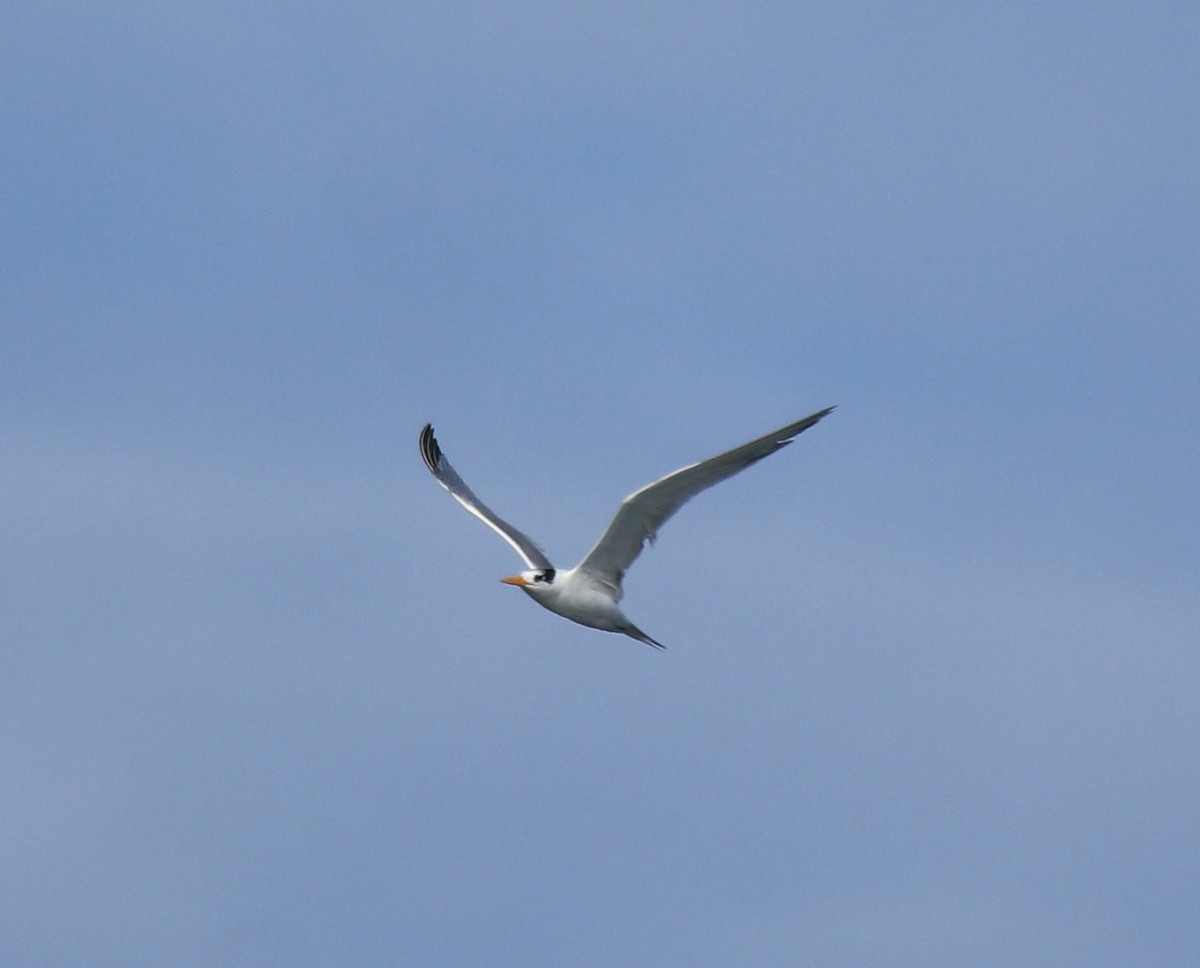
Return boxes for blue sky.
[3,3,1198,965]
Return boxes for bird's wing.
[419,424,553,571]
[575,407,835,591]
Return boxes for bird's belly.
[532,586,626,632]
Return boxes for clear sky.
[3,3,1198,966]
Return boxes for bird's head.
[500,568,556,592]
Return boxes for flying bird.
[418,407,834,649]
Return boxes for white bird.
[418,407,834,649]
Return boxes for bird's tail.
[621,624,666,650]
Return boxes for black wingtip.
[773,406,838,449]
[418,423,441,474]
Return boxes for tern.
[418,407,834,649]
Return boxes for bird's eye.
[533,573,544,583]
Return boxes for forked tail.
[621,624,666,650]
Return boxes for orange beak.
[500,575,528,587]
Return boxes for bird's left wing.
[419,424,553,571]
[575,407,834,592]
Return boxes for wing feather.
[575,407,834,589]
[419,424,553,571]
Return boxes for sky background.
[3,2,1198,965]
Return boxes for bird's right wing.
[419,424,553,571]
[575,407,835,592]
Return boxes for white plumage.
[419,407,834,649]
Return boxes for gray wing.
[419,424,553,571]
[575,407,834,593]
